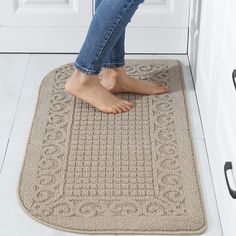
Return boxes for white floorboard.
[0,54,30,171]
[0,54,223,236]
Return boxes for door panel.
[0,0,92,26]
[126,0,189,53]
[0,0,92,52]
[128,0,189,27]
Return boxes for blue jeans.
[74,0,145,75]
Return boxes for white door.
[0,0,189,53]
[196,0,236,235]
[0,0,93,52]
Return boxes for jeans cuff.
[102,62,125,68]
[73,62,100,75]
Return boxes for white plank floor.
[0,54,223,236]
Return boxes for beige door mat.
[18,59,207,235]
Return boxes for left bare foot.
[99,66,168,95]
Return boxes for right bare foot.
[64,69,133,114]
[99,66,168,95]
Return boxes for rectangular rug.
[18,59,207,234]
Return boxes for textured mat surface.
[18,59,207,234]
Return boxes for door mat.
[18,59,207,234]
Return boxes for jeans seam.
[112,47,116,64]
[91,0,134,70]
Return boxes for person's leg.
[95,0,126,69]
[65,0,145,114]
[95,0,168,95]
[73,0,144,74]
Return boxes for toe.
[120,101,132,111]
[123,100,133,106]
[117,103,129,112]
[110,106,118,114]
[115,105,123,113]
[153,83,168,94]
[159,83,168,90]
[111,105,121,114]
[161,85,168,93]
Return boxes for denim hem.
[73,62,100,75]
[102,62,125,68]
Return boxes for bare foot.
[64,69,133,114]
[99,66,168,95]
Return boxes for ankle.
[72,69,99,86]
[102,67,126,79]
